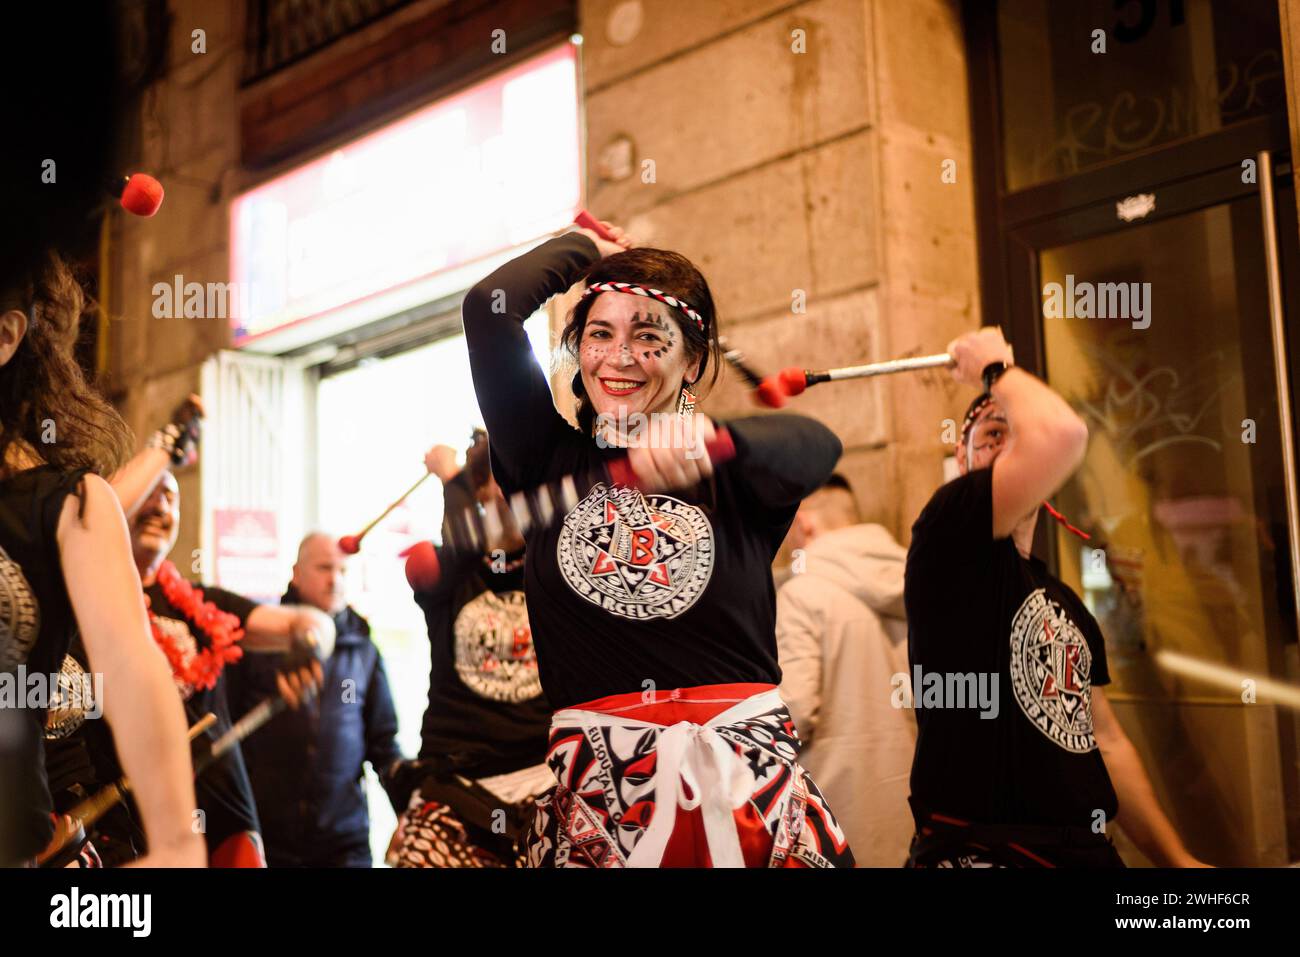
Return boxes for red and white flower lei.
[148,560,245,691]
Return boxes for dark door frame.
[961,0,1296,567]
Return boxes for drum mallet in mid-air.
[775,353,957,396]
[338,471,433,555]
[402,429,738,592]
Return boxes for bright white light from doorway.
[315,314,551,864]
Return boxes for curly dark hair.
[0,250,132,478]
[559,247,723,435]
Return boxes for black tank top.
[0,465,88,864]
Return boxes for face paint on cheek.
[640,342,672,363]
[648,315,678,360]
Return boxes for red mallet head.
[755,376,787,409]
[607,457,637,489]
[573,209,615,241]
[402,541,441,592]
[338,534,361,555]
[777,367,808,396]
[703,427,737,466]
[120,173,164,217]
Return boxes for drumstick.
[1156,650,1300,710]
[718,337,786,409]
[339,471,433,554]
[404,429,738,591]
[196,681,320,773]
[41,712,218,864]
[48,674,319,866]
[772,350,1092,541]
[778,353,956,395]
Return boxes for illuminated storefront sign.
[229,43,581,352]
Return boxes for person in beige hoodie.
[777,474,915,866]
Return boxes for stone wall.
[106,0,246,566]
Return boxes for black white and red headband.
[581,281,705,332]
[959,391,1092,542]
[960,392,994,447]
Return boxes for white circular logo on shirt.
[1008,588,1097,754]
[45,654,94,740]
[453,589,542,703]
[556,482,713,621]
[0,544,40,672]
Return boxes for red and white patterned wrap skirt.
[525,683,854,868]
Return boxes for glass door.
[1006,159,1300,866]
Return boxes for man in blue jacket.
[229,533,403,867]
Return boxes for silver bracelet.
[145,425,178,455]
[146,423,187,465]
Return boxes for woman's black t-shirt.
[0,465,88,863]
[462,233,842,710]
[904,467,1119,829]
[414,472,551,777]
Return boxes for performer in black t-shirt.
[1,250,203,868]
[389,435,552,867]
[47,393,333,867]
[462,221,853,867]
[42,394,209,865]
[72,468,335,867]
[904,326,1205,868]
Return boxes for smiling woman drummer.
[460,220,854,868]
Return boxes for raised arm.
[461,231,612,489]
[109,447,172,521]
[240,603,331,709]
[109,395,204,520]
[948,329,1088,539]
[413,444,490,598]
[58,474,205,867]
[242,603,335,654]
